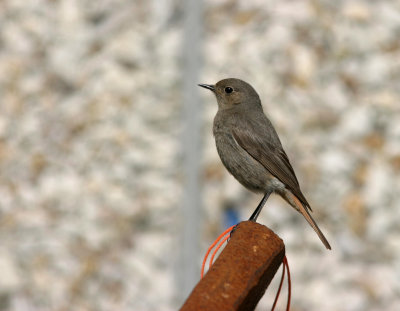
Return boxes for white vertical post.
[179,0,204,302]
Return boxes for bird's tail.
[285,192,331,250]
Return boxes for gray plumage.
[199,78,331,250]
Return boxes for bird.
[199,78,331,250]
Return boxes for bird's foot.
[229,224,238,239]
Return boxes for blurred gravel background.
[0,0,399,310]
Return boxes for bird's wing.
[232,127,311,210]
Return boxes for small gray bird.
[199,78,331,250]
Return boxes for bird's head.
[199,78,262,110]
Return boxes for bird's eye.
[224,87,233,94]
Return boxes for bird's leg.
[230,190,273,239]
[249,190,272,222]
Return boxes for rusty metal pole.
[180,221,285,311]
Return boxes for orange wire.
[284,256,291,311]
[201,225,235,278]
[271,256,286,311]
[209,234,230,269]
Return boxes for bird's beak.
[198,84,215,92]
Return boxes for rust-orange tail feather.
[288,193,331,250]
